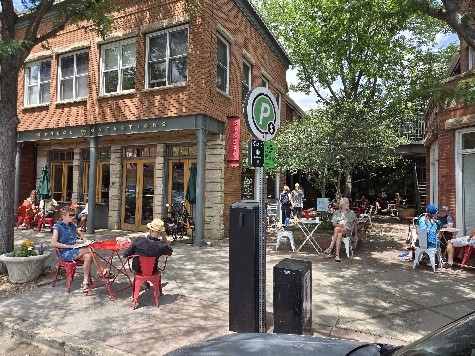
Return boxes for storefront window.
[123,146,157,158]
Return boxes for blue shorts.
[293,207,302,213]
[60,248,80,262]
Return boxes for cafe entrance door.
[168,159,196,228]
[122,160,155,231]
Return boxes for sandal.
[81,283,90,293]
[334,256,341,262]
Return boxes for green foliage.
[256,0,455,195]
[317,213,333,231]
[12,241,38,257]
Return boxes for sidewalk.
[0,220,474,355]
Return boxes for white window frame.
[261,77,269,88]
[145,25,189,89]
[469,47,475,71]
[57,50,89,102]
[275,91,281,109]
[217,34,230,94]
[456,128,475,236]
[100,38,136,95]
[429,141,438,207]
[242,59,252,103]
[24,59,51,107]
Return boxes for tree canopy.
[256,0,456,196]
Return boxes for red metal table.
[88,239,133,301]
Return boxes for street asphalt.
[0,218,474,355]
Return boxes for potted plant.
[0,241,51,283]
[398,204,416,220]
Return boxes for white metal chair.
[267,203,279,228]
[358,205,374,229]
[342,222,358,259]
[413,227,442,272]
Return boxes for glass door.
[122,160,155,231]
[168,159,196,234]
[51,162,73,202]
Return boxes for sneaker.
[442,262,453,269]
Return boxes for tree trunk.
[0,59,21,273]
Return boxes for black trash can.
[273,258,312,335]
[229,201,260,333]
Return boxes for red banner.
[227,116,241,167]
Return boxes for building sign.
[227,116,241,167]
[244,87,280,141]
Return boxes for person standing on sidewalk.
[279,185,293,228]
[291,183,304,223]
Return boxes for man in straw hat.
[124,218,173,273]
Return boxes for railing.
[402,120,425,142]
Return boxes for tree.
[258,0,454,195]
[408,0,475,49]
[0,0,117,272]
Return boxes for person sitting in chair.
[78,201,88,232]
[417,204,441,249]
[325,197,357,262]
[51,207,93,293]
[123,218,173,274]
[443,228,475,269]
[38,194,58,218]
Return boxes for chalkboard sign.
[241,174,254,200]
[316,198,329,212]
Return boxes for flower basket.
[398,208,416,220]
[0,251,51,283]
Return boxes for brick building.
[15,0,291,242]
[424,37,475,236]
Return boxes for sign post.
[244,87,280,333]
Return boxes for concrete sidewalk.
[0,222,474,355]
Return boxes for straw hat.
[147,218,165,232]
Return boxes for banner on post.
[227,116,241,167]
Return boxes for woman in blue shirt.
[51,206,93,293]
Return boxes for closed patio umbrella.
[185,163,197,204]
[37,165,52,199]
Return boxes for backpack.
[280,192,290,205]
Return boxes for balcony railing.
[402,119,425,142]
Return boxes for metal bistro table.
[88,239,133,301]
[296,218,322,253]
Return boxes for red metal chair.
[127,255,168,309]
[461,245,475,269]
[16,205,32,230]
[36,214,55,233]
[52,248,84,293]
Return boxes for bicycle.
[164,201,195,243]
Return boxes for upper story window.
[101,39,136,95]
[24,60,51,106]
[217,35,230,93]
[146,25,189,88]
[242,59,252,103]
[261,77,269,88]
[469,47,475,71]
[58,50,89,101]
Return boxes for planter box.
[0,251,51,283]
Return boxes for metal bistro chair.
[16,205,33,230]
[266,202,279,228]
[342,222,358,259]
[127,255,169,309]
[413,227,442,272]
[52,248,84,293]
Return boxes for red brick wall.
[19,142,37,205]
